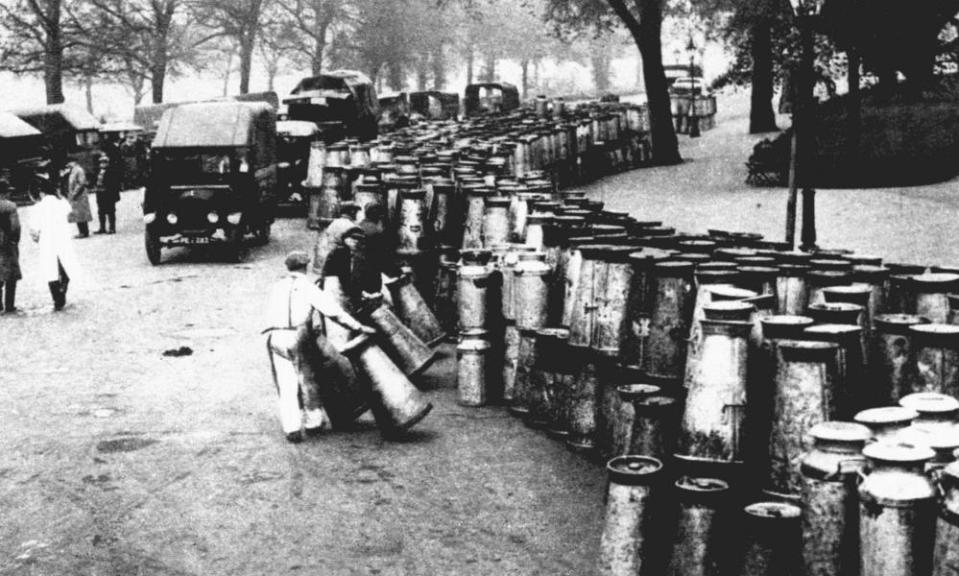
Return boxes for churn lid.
[714,247,757,260]
[822,285,872,305]
[743,502,801,522]
[483,196,511,207]
[675,253,712,265]
[810,259,854,272]
[703,300,755,322]
[760,315,815,340]
[851,265,891,284]
[617,383,661,401]
[854,406,918,430]
[885,263,927,275]
[909,324,959,347]
[735,256,777,267]
[804,323,863,343]
[607,455,664,486]
[709,285,758,302]
[674,476,730,505]
[862,441,936,465]
[908,272,959,290]
[899,392,959,418]
[809,421,872,445]
[874,313,929,335]
[807,302,863,324]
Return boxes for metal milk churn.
[482,196,511,248]
[353,181,387,223]
[685,284,755,390]
[739,265,779,298]
[304,140,327,188]
[432,246,460,338]
[667,476,733,576]
[456,249,492,331]
[805,269,852,309]
[429,178,457,247]
[325,142,350,168]
[823,285,874,358]
[622,248,676,366]
[568,245,606,349]
[530,327,574,437]
[340,333,432,435]
[367,302,438,378]
[395,187,430,255]
[852,264,891,318]
[644,260,696,382]
[949,294,959,325]
[859,442,938,576]
[460,184,491,250]
[591,247,637,358]
[510,328,540,418]
[871,314,929,405]
[385,272,446,347]
[307,165,344,229]
[513,252,551,331]
[808,302,863,327]
[800,421,871,576]
[457,329,490,407]
[887,266,926,315]
[561,236,594,328]
[933,461,959,576]
[607,382,658,459]
[566,347,604,453]
[804,324,864,418]
[620,381,682,459]
[776,264,810,315]
[854,406,919,442]
[598,455,665,576]
[767,339,841,498]
[910,273,959,324]
[501,323,521,404]
[738,501,802,576]
[319,274,355,350]
[524,214,553,251]
[909,324,959,398]
[677,318,752,468]
[900,391,959,434]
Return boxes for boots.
[107,213,116,234]
[95,213,107,234]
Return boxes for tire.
[145,227,162,265]
[227,226,248,263]
[254,221,272,246]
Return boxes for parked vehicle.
[0,112,45,205]
[276,119,320,214]
[142,101,277,264]
[11,104,101,176]
[284,70,379,142]
[100,121,147,189]
[464,83,520,117]
[409,91,460,121]
[378,92,410,130]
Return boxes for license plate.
[186,236,211,244]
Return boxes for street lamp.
[787,0,825,251]
[687,36,701,138]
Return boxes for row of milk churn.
[593,238,959,576]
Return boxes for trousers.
[266,326,328,435]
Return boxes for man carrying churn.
[263,250,375,443]
[0,181,22,313]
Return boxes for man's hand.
[359,325,377,335]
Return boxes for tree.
[191,0,269,94]
[0,0,75,103]
[546,0,681,165]
[274,0,350,75]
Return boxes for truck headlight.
[207,212,219,224]
[143,213,156,225]
[226,212,242,225]
[166,213,178,225]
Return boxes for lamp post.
[788,0,824,252]
[687,36,701,138]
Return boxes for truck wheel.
[145,227,162,265]
[254,222,271,245]
[227,227,248,263]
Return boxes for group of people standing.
[0,136,126,314]
[263,201,403,442]
[63,135,124,238]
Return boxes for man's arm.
[307,283,373,333]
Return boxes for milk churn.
[776,264,810,315]
[307,165,344,229]
[644,261,696,381]
[385,272,446,347]
[339,333,432,435]
[767,340,841,498]
[910,273,959,324]
[367,302,438,378]
[457,250,492,330]
[510,328,540,417]
[667,476,733,576]
[513,252,551,331]
[395,188,430,255]
[799,421,871,576]
[804,324,864,418]
[900,391,959,434]
[738,266,778,297]
[738,501,802,576]
[620,382,682,458]
[949,294,959,325]
[621,249,674,365]
[888,271,922,315]
[530,327,574,436]
[806,270,852,308]
[501,323,521,404]
[933,462,959,576]
[823,285,874,354]
[591,248,635,358]
[677,319,752,468]
[567,347,603,453]
[871,314,929,404]
[304,140,327,188]
[319,274,355,350]
[909,324,959,398]
[353,181,387,224]
[598,455,665,576]
[432,247,460,337]
[428,178,456,246]
[854,407,919,442]
[460,184,491,250]
[325,142,350,168]
[852,264,891,318]
[685,284,755,389]
[808,302,863,327]
[349,143,371,168]
[607,382,658,458]
[859,442,938,576]
[482,196,511,248]
[523,214,552,251]
[457,329,490,407]
[568,245,605,348]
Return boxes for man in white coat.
[263,250,375,443]
[31,187,80,311]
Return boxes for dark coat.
[322,245,381,311]
[357,220,402,279]
[0,198,22,282]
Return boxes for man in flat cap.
[263,250,375,443]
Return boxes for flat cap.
[284,250,310,271]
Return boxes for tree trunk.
[44,28,65,104]
[222,50,234,96]
[151,56,168,103]
[521,59,530,99]
[312,41,325,75]
[466,48,474,86]
[387,61,404,92]
[431,44,446,90]
[632,0,681,165]
[239,33,255,94]
[847,45,861,155]
[85,76,94,114]
[416,56,429,91]
[482,52,496,83]
[749,19,778,133]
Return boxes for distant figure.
[31,185,79,311]
[0,181,22,313]
[262,250,375,443]
[61,158,92,238]
[96,138,122,234]
[119,133,146,189]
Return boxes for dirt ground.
[3,90,958,575]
